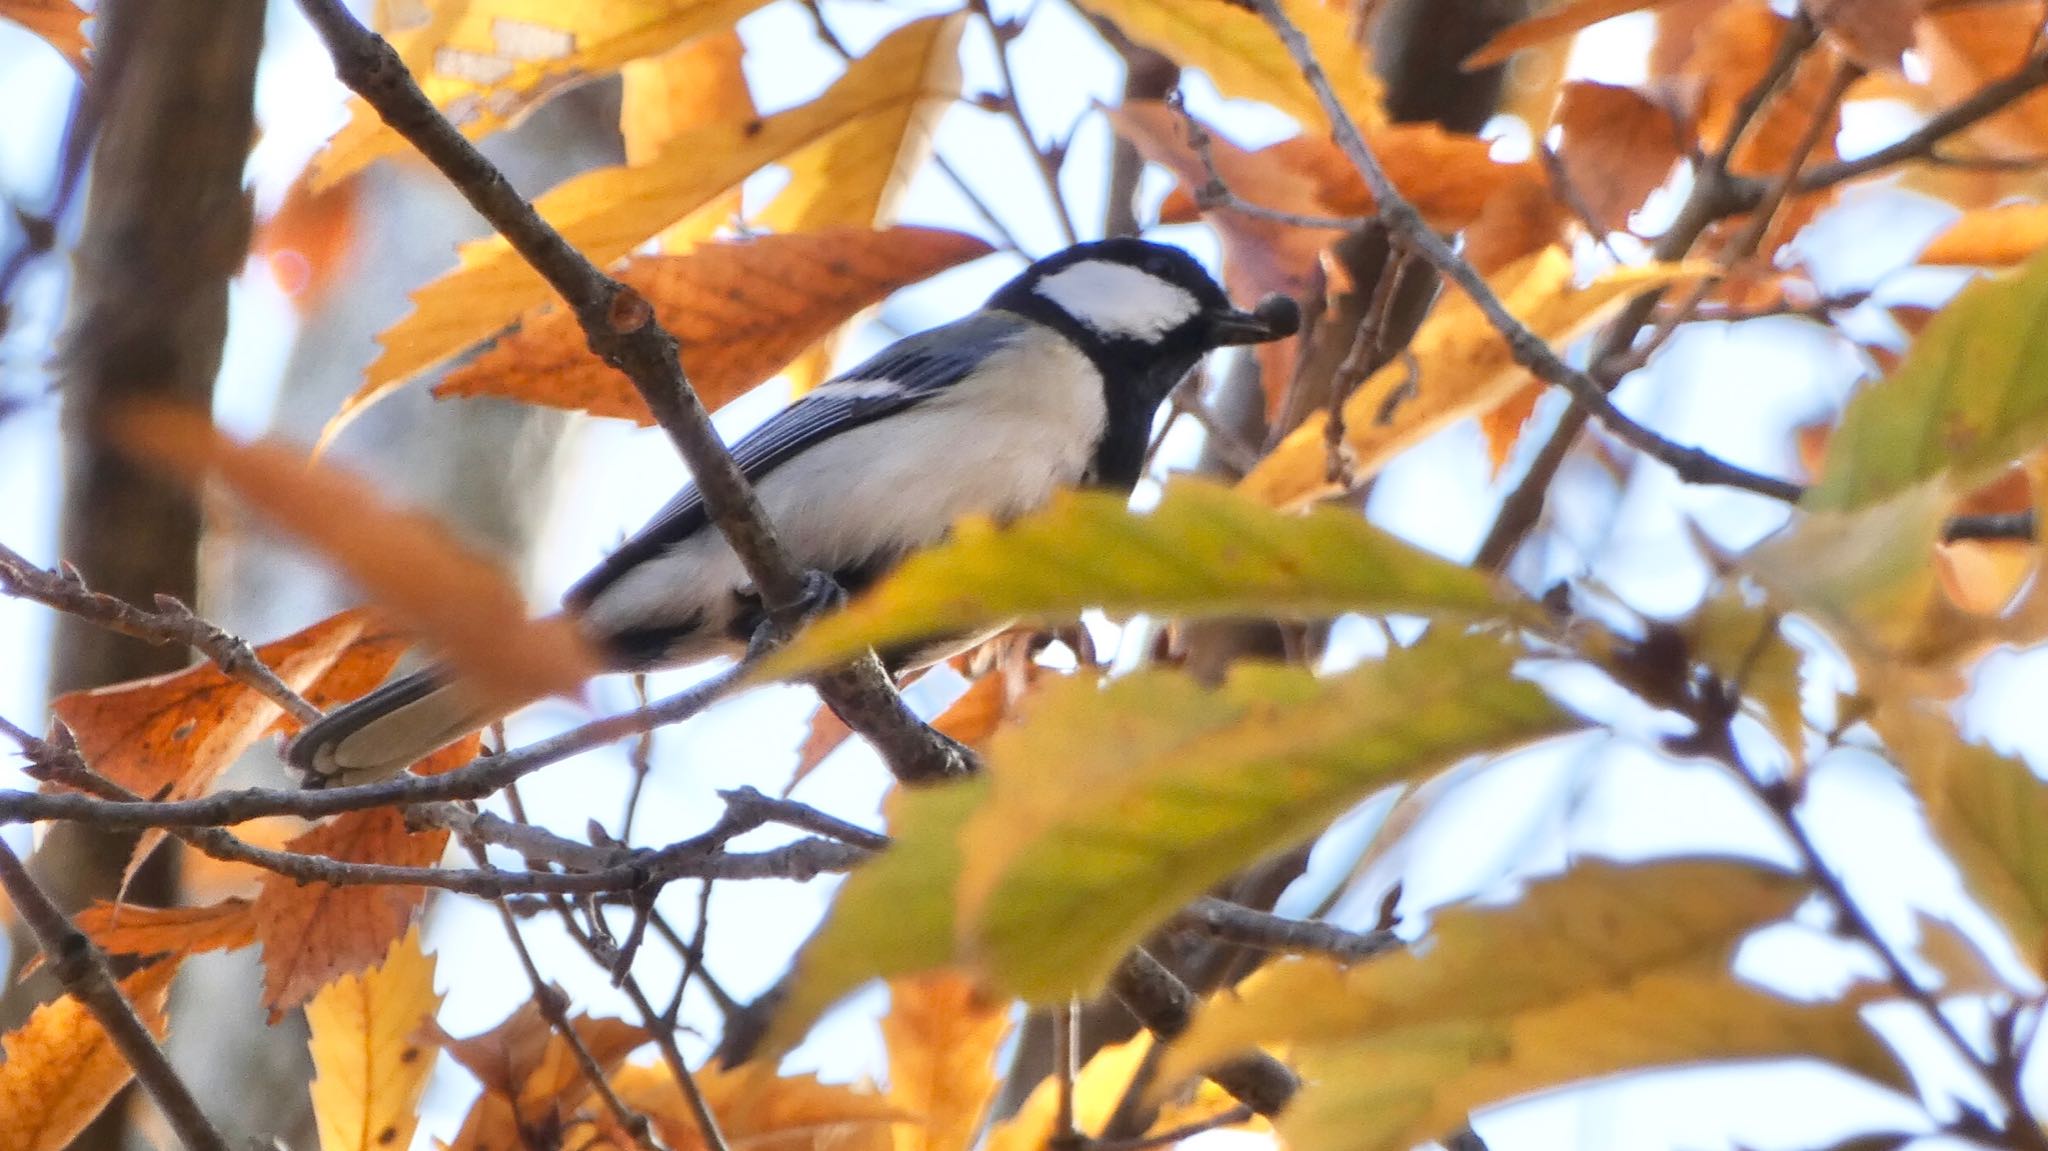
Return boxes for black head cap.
[987,238,1298,354]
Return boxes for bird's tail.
[288,667,503,787]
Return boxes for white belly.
[578,326,1107,657]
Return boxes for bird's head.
[988,238,1299,362]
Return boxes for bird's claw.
[745,569,846,659]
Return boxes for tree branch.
[287,0,972,785]
[1173,897,1400,960]
[1108,948,1298,1116]
[0,541,320,725]
[0,839,230,1151]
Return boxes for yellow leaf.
[883,973,1012,1151]
[759,479,1510,680]
[1810,244,2048,511]
[1279,972,1906,1151]
[765,781,984,1056]
[338,14,968,440]
[307,928,444,1151]
[986,1033,1261,1151]
[621,30,756,253]
[1158,858,1810,1087]
[0,959,178,1151]
[1917,203,2048,267]
[1068,0,1384,131]
[613,1060,906,1151]
[960,632,1573,1003]
[1684,588,1807,771]
[1240,251,1706,508]
[757,14,963,396]
[1872,706,2048,975]
[312,0,773,190]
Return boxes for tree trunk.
[1,3,266,1151]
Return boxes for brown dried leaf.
[1552,82,1684,231]
[112,406,601,716]
[267,624,409,737]
[0,0,88,71]
[1466,0,1677,69]
[443,1002,648,1151]
[1807,0,1922,72]
[437,227,994,423]
[1691,4,1844,179]
[0,959,176,1151]
[252,808,450,1019]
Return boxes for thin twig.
[1173,897,1400,960]
[1087,1104,1256,1151]
[0,541,321,725]
[0,663,751,829]
[968,0,1081,245]
[290,0,972,786]
[1791,49,2048,196]
[0,839,231,1151]
[467,838,661,1151]
[1108,948,1298,1116]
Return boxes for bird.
[288,237,1299,785]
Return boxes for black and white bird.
[289,238,1298,785]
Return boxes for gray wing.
[563,312,1024,611]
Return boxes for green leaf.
[763,779,983,1055]
[961,632,1574,1002]
[1808,245,2048,512]
[1280,973,1908,1151]
[1158,857,1812,1087]
[1875,706,2048,975]
[758,479,1513,680]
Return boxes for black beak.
[1204,293,1302,346]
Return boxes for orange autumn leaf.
[51,608,371,804]
[252,808,450,1020]
[436,227,994,424]
[883,972,1012,1151]
[0,0,88,72]
[1921,5,2048,154]
[1918,203,2048,266]
[1689,4,1844,179]
[1478,380,1546,476]
[1552,82,1684,231]
[111,406,601,716]
[1807,0,1921,72]
[931,673,1009,748]
[613,1060,905,1151]
[257,175,361,307]
[1466,0,1678,69]
[0,959,177,1151]
[72,898,258,961]
[790,706,856,794]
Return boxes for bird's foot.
[746,569,845,659]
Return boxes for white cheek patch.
[1033,260,1202,341]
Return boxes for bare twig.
[0,541,321,725]
[289,0,972,786]
[1088,1104,1257,1151]
[1173,897,1400,960]
[0,839,230,1151]
[1790,50,2048,196]
[0,664,750,829]
[1108,948,1298,1116]
[968,0,1081,245]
